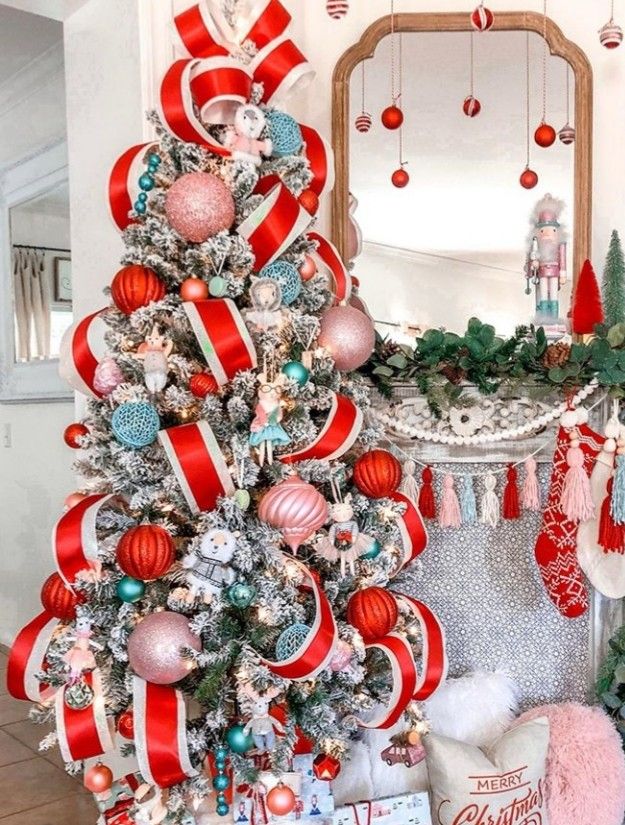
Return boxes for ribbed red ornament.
[391,168,410,188]
[313,753,341,780]
[41,573,80,620]
[63,423,89,449]
[116,525,175,581]
[470,3,494,31]
[347,587,398,642]
[111,265,166,315]
[534,122,556,148]
[299,189,319,215]
[117,709,135,739]
[381,105,404,130]
[519,168,539,189]
[189,373,219,398]
[353,450,402,498]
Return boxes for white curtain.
[12,248,51,360]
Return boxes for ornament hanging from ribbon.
[53,494,116,587]
[307,232,351,305]
[109,143,157,231]
[279,392,362,464]
[55,670,113,762]
[59,310,108,398]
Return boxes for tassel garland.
[503,464,521,520]
[611,454,625,525]
[400,459,420,502]
[480,473,500,527]
[418,466,436,519]
[460,474,477,526]
[560,437,595,523]
[598,478,625,553]
[439,474,461,529]
[522,456,541,511]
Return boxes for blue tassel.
[460,474,477,526]
[611,454,625,525]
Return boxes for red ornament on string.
[326,0,349,19]
[313,753,341,781]
[190,372,219,398]
[180,277,209,302]
[534,122,556,147]
[519,168,539,189]
[41,573,80,620]
[116,525,176,581]
[111,265,166,315]
[117,709,134,739]
[84,763,114,794]
[571,259,604,335]
[347,587,398,642]
[381,105,404,130]
[463,95,481,118]
[63,423,89,449]
[353,449,402,498]
[470,3,494,31]
[391,167,410,188]
[266,784,296,816]
[299,189,319,215]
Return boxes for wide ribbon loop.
[393,594,448,701]
[183,298,257,386]
[300,125,335,199]
[133,677,198,788]
[108,143,157,232]
[7,611,57,703]
[260,556,337,680]
[307,233,351,305]
[357,633,418,730]
[58,309,108,398]
[158,421,235,514]
[53,494,116,587]
[279,392,362,464]
[250,35,314,105]
[389,492,428,571]
[242,0,291,48]
[174,1,232,57]
[190,56,252,123]
[56,670,113,762]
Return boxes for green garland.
[597,622,625,746]
[361,317,625,415]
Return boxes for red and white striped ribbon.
[394,594,448,701]
[357,633,418,730]
[158,421,235,514]
[183,298,257,386]
[242,0,291,48]
[238,182,313,271]
[108,142,157,231]
[250,34,314,105]
[299,125,335,198]
[56,670,113,762]
[280,392,362,464]
[7,611,57,703]
[174,1,231,57]
[307,232,351,305]
[58,310,108,398]
[260,556,337,680]
[53,494,116,587]
[133,677,198,788]
[189,56,252,124]
[389,492,428,571]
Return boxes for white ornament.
[134,325,173,394]
[240,685,283,751]
[182,528,237,602]
[224,104,273,166]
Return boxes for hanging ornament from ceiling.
[355,61,372,133]
[390,31,409,187]
[463,32,482,117]
[534,1,556,148]
[326,0,349,19]
[600,0,623,48]
[520,32,539,189]
[382,0,404,130]
[558,64,575,145]
[470,2,494,32]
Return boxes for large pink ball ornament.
[258,475,328,553]
[318,305,375,371]
[128,611,201,684]
[165,172,235,243]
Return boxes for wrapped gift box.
[332,792,431,825]
[95,773,142,825]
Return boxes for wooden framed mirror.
[332,12,592,338]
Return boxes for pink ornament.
[128,611,201,684]
[318,305,375,372]
[165,172,235,243]
[258,475,328,553]
[93,357,124,396]
[329,640,353,672]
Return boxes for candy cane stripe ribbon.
[59,310,108,398]
[133,677,198,788]
[108,143,157,231]
[174,1,231,57]
[390,492,428,570]
[300,125,335,198]
[394,594,448,701]
[184,298,257,386]
[280,392,362,464]
[307,233,351,305]
[251,35,314,105]
[56,670,113,762]
[357,633,418,730]
[261,556,337,680]
[243,0,291,48]
[159,421,235,514]
[7,610,57,703]
[53,494,115,587]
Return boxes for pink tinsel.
[438,474,461,529]
[522,456,541,511]
[560,444,595,522]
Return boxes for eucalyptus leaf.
[386,353,408,370]
[601,691,622,709]
[614,663,625,684]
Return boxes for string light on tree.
[534,1,556,148]
[600,0,623,48]
[355,61,372,133]
[558,64,575,145]
[463,32,481,117]
[520,32,539,189]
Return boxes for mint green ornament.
[209,275,228,297]
[282,361,309,386]
[361,538,382,560]
[226,723,254,754]
[234,489,251,510]
[116,576,145,603]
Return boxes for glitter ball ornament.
[128,611,200,684]
[355,112,372,133]
[299,189,319,215]
[63,422,89,449]
[116,525,175,580]
[84,763,114,794]
[534,122,556,148]
[318,305,375,372]
[463,95,481,117]
[227,582,256,609]
[391,168,410,188]
[347,587,398,642]
[116,576,146,603]
[470,3,494,31]
[258,475,328,553]
[261,261,302,305]
[266,111,303,157]
[165,172,235,243]
[266,783,296,817]
[329,639,353,672]
[282,361,309,385]
[41,573,80,620]
[313,753,341,781]
[276,623,310,660]
[93,357,124,396]
[117,709,134,739]
[180,277,209,302]
[381,105,403,130]
[558,124,576,145]
[190,372,219,398]
[65,679,94,711]
[353,450,402,498]
[600,19,623,48]
[111,265,165,315]
[226,723,254,754]
[112,402,159,449]
[299,255,317,281]
[326,0,349,19]
[520,167,539,189]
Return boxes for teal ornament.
[216,803,229,817]
[213,774,230,791]
[134,200,147,215]
[261,261,301,305]
[226,723,254,754]
[281,361,309,386]
[112,402,160,448]
[209,275,228,297]
[266,111,303,158]
[148,153,161,167]
[116,576,146,603]
[234,489,251,510]
[215,746,228,761]
[138,192,148,202]
[276,623,310,661]
[361,538,382,560]
[139,173,155,192]
[227,582,256,609]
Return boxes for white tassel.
[400,459,420,502]
[480,473,500,527]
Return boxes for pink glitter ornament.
[317,305,375,372]
[165,172,235,243]
[258,475,328,553]
[127,611,201,684]
[329,639,353,672]
[93,357,124,396]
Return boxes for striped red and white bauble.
[470,3,494,32]
[355,112,372,133]
[463,95,481,117]
[558,124,575,145]
[326,0,348,19]
[599,20,623,48]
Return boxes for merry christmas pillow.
[424,717,550,825]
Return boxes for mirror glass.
[349,30,575,340]
[10,182,72,362]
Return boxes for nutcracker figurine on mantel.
[525,194,568,335]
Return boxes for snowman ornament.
[183,528,237,602]
[225,104,273,166]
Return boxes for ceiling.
[0,5,62,85]
[12,181,70,219]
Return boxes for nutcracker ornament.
[249,368,290,466]
[182,528,237,602]
[240,685,284,751]
[524,194,568,330]
[134,325,173,394]
[224,104,273,166]
[315,492,375,577]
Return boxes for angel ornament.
[241,685,283,752]
[249,369,291,466]
[244,277,289,332]
[316,493,375,578]
[134,325,173,394]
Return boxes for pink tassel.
[522,456,541,511]
[560,440,595,523]
[439,474,461,529]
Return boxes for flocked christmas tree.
[7,2,445,823]
[602,230,625,328]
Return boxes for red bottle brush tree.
[571,259,604,335]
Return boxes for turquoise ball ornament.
[209,275,228,297]
[276,623,310,661]
[213,774,230,791]
[361,538,382,560]
[134,200,147,214]
[116,576,146,603]
[266,111,303,157]
[227,582,256,609]
[226,723,254,754]
[217,802,230,817]
[282,361,309,386]
[112,402,160,448]
[215,746,228,762]
[139,173,155,192]
[261,261,301,305]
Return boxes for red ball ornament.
[116,525,175,581]
[519,167,539,190]
[64,492,87,510]
[117,709,134,739]
[299,189,319,215]
[266,783,296,817]
[463,95,481,118]
[111,265,166,315]
[299,255,317,282]
[534,122,556,148]
[470,3,494,31]
[190,372,219,398]
[63,423,89,449]
[180,277,209,302]
[41,573,80,620]
[313,753,341,781]
[347,587,398,642]
[84,763,114,794]
[381,105,403,130]
[353,449,402,498]
[391,168,410,188]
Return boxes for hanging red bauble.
[84,763,114,794]
[41,573,80,620]
[470,3,494,31]
[353,449,402,498]
[600,19,623,48]
[116,525,175,581]
[299,255,317,282]
[111,265,166,315]
[117,709,134,739]
[558,124,575,145]
[326,0,349,19]
[180,277,209,302]
[266,783,296,816]
[381,105,403,130]
[64,492,87,510]
[347,587,398,642]
[534,122,556,148]
[63,423,89,449]
[519,168,539,189]
[463,95,481,118]
[391,168,410,188]
[299,189,319,215]
[313,753,341,781]
[190,372,219,398]
[355,112,372,133]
